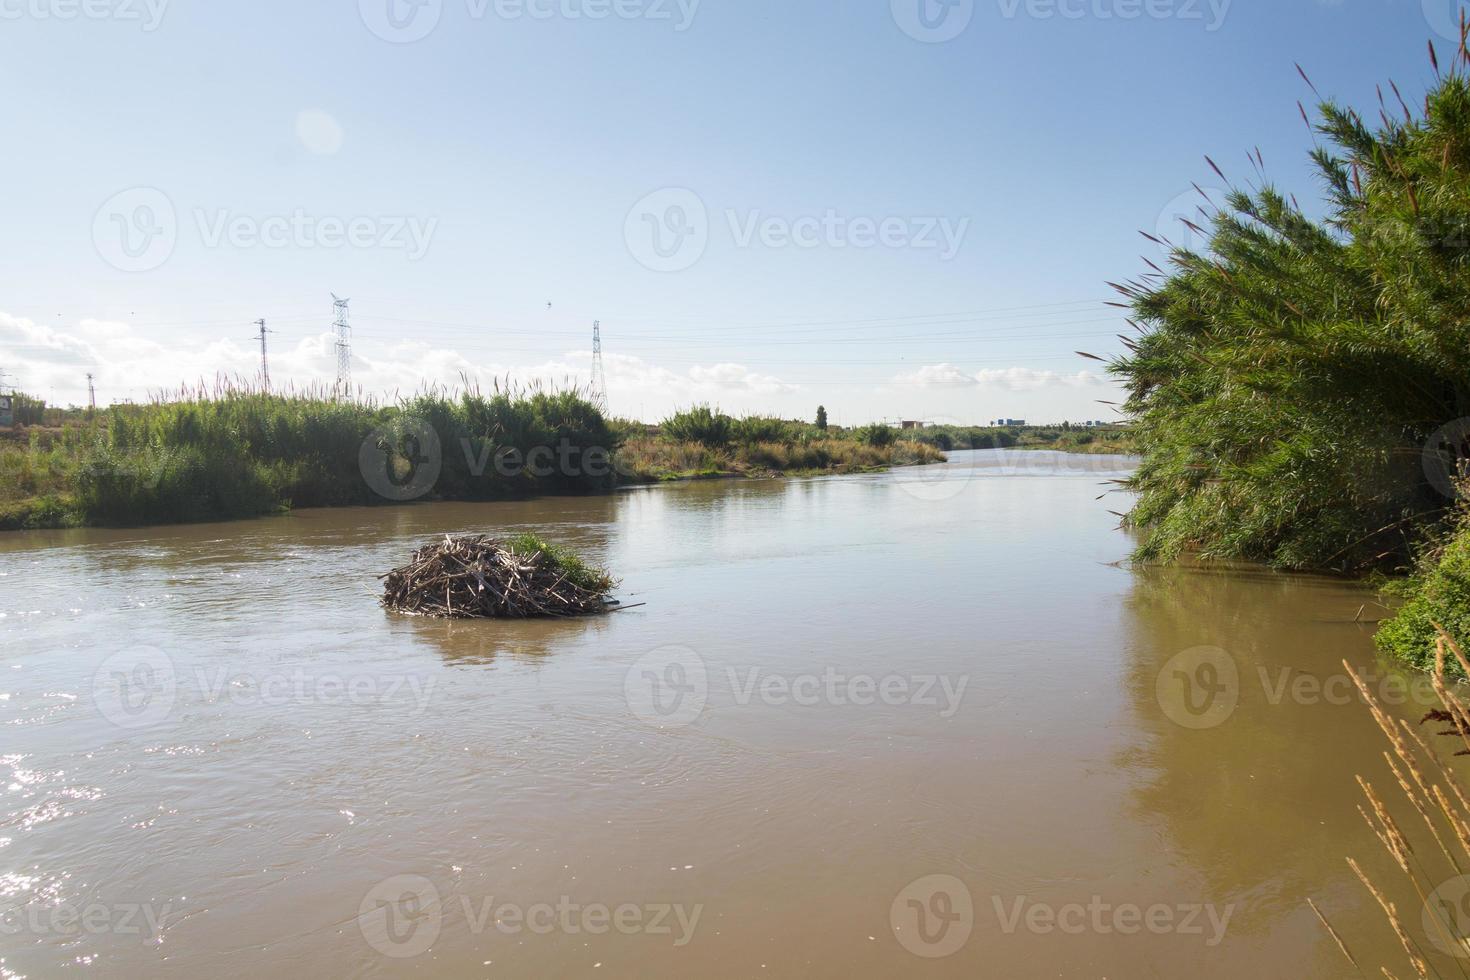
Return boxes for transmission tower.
[590,320,608,412]
[332,294,352,399]
[253,319,273,391]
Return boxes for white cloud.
[973,367,1100,390]
[892,363,977,387]
[0,313,1124,424]
[687,362,795,393]
[0,311,798,415]
[893,362,1104,391]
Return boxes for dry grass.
[1315,626,1470,977]
[615,437,944,482]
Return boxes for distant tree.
[815,405,828,430]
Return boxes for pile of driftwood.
[380,534,616,619]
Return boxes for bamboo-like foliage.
[1110,30,1470,576]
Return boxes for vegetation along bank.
[1105,37,1470,670]
[0,386,955,532]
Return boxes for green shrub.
[10,380,616,527]
[857,423,898,448]
[731,416,793,444]
[1377,520,1470,674]
[0,494,76,530]
[662,405,732,447]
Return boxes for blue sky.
[0,0,1457,422]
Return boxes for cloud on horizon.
[0,314,1122,423]
[891,362,1105,391]
[0,310,800,411]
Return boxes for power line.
[347,338,1104,367]
[360,295,1108,327]
[354,303,1119,340]
[1,294,1126,406]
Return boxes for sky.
[0,0,1460,423]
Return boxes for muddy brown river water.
[0,450,1456,977]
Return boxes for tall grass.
[0,381,947,527]
[856,422,898,448]
[660,405,733,447]
[901,425,1021,451]
[1316,628,1470,977]
[0,378,619,528]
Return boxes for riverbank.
[0,390,948,531]
[615,436,944,483]
[1013,433,1138,455]
[898,423,1137,456]
[0,383,621,531]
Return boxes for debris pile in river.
[379,534,617,619]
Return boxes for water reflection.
[1118,559,1435,973]
[394,612,616,666]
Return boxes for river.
[0,449,1446,977]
